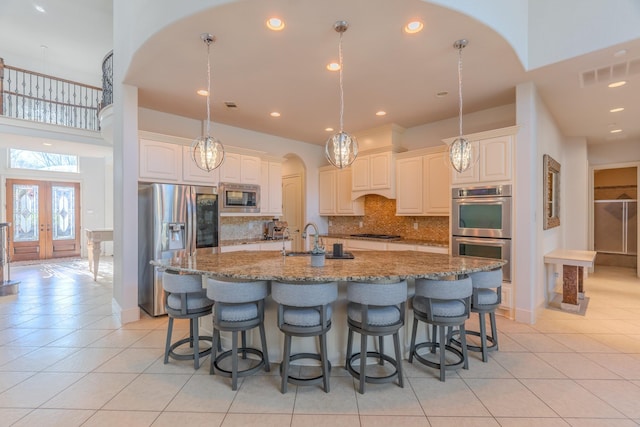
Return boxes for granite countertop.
[321,234,448,248]
[152,250,504,283]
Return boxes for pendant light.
[449,39,472,173]
[325,20,358,169]
[191,33,225,171]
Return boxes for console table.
[86,229,113,281]
[544,249,596,312]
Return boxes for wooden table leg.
[89,240,102,281]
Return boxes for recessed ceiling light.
[613,49,627,57]
[270,111,281,117]
[325,127,334,132]
[375,111,386,116]
[436,91,448,97]
[34,4,46,13]
[42,142,52,146]
[266,17,285,31]
[609,107,625,113]
[196,89,208,96]
[610,128,623,133]
[326,62,340,71]
[404,20,424,34]
[608,80,627,88]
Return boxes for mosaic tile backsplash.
[328,195,449,243]
[220,216,274,241]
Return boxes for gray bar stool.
[345,280,407,394]
[206,278,270,390]
[464,268,502,362]
[162,270,213,370]
[409,275,472,381]
[271,281,338,393]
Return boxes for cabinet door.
[241,155,261,184]
[369,152,392,189]
[139,139,181,182]
[450,140,480,185]
[182,146,219,184]
[318,169,336,215]
[351,156,370,191]
[219,152,242,182]
[396,157,423,214]
[336,168,364,215]
[479,136,512,182]
[423,152,450,215]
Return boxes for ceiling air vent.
[579,57,640,87]
[224,102,238,108]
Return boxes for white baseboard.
[112,298,140,324]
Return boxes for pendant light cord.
[206,40,212,137]
[457,44,463,138]
[338,31,344,133]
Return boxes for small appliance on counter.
[266,219,288,240]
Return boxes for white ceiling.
[2,0,639,148]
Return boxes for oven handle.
[453,197,510,205]
[454,237,510,247]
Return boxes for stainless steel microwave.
[219,182,260,213]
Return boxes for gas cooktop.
[349,233,402,240]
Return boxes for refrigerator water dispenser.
[164,222,186,251]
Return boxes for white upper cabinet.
[219,152,261,184]
[139,139,181,182]
[182,146,219,185]
[445,126,517,186]
[396,147,449,216]
[351,151,396,199]
[261,160,283,216]
[319,166,364,216]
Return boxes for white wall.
[589,140,640,166]
[563,137,589,250]
[402,104,515,150]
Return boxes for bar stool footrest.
[450,330,497,353]
[411,341,465,370]
[213,347,266,378]
[168,336,212,361]
[346,351,399,384]
[280,352,331,386]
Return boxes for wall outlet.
[413,222,418,230]
[328,220,332,226]
[359,221,363,228]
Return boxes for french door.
[6,179,81,261]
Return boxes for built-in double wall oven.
[451,184,512,282]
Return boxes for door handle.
[40,224,45,232]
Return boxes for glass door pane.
[51,185,76,240]
[13,184,39,242]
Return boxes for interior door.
[282,174,303,252]
[6,179,81,261]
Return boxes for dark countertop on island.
[153,250,504,283]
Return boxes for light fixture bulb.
[191,33,225,172]
[404,20,424,34]
[325,20,358,169]
[266,17,285,31]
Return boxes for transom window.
[9,148,78,173]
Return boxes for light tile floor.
[1,259,639,426]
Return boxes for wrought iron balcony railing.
[0,57,103,131]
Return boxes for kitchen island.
[152,250,505,364]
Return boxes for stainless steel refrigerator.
[138,183,219,316]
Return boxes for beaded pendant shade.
[449,39,472,173]
[191,33,225,172]
[325,20,358,169]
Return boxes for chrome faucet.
[301,222,323,253]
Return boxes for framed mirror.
[543,154,561,229]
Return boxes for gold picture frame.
[543,154,560,230]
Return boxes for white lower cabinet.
[345,239,385,251]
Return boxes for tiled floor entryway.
[1,259,639,426]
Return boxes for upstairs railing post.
[0,57,4,115]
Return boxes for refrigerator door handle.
[187,187,196,256]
